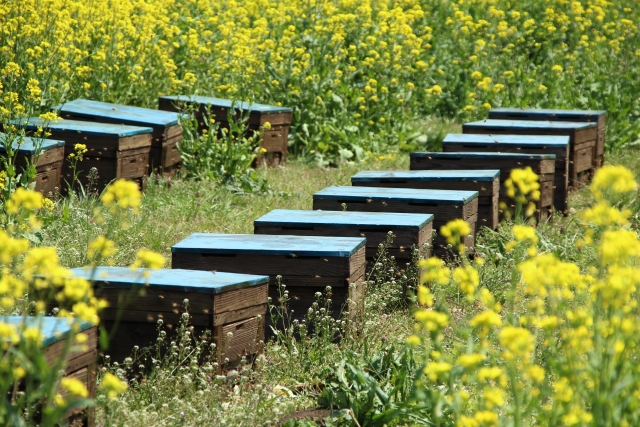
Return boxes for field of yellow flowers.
[2,0,640,425]
[2,0,640,164]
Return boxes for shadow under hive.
[4,316,98,427]
[158,95,292,167]
[70,267,269,368]
[57,99,182,176]
[0,134,64,194]
[442,134,570,214]
[462,119,596,187]
[351,170,500,230]
[171,234,367,336]
[409,152,556,222]
[14,118,152,193]
[312,186,478,256]
[489,108,606,168]
[254,209,434,263]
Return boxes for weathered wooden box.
[0,134,64,195]
[15,118,152,192]
[171,234,366,334]
[442,134,570,214]
[351,170,500,230]
[312,186,478,256]
[71,267,268,366]
[462,119,596,186]
[489,108,607,168]
[254,209,433,262]
[57,99,182,176]
[410,152,556,221]
[159,95,292,167]
[5,316,97,427]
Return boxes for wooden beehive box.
[15,118,152,192]
[351,170,500,230]
[462,119,596,186]
[0,134,64,195]
[489,108,606,167]
[70,267,269,367]
[312,186,478,256]
[57,99,182,176]
[254,209,434,263]
[410,152,556,221]
[442,134,570,214]
[171,234,366,334]
[158,95,292,167]
[5,316,97,427]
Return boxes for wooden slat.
[172,252,353,280]
[214,284,269,315]
[98,287,214,315]
[213,303,267,326]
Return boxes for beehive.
[410,152,556,221]
[12,118,152,192]
[488,108,606,167]
[158,95,292,167]
[70,267,269,367]
[312,186,478,256]
[0,134,64,194]
[442,134,570,214]
[57,99,182,175]
[4,316,97,427]
[171,234,366,334]
[254,209,434,262]
[351,170,500,230]
[462,119,596,186]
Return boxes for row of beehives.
[17,106,605,427]
[3,96,294,194]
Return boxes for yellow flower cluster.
[100,179,142,213]
[408,165,640,425]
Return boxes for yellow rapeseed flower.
[101,179,142,213]
[6,188,44,214]
[101,372,128,398]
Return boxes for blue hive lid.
[444,133,569,147]
[463,119,597,131]
[11,118,153,137]
[160,95,293,114]
[490,108,606,119]
[57,99,180,128]
[70,267,269,294]
[172,234,366,257]
[2,316,93,347]
[410,151,556,160]
[352,170,500,183]
[314,186,479,204]
[255,209,433,231]
[0,133,65,154]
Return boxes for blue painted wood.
[159,95,293,114]
[57,99,180,128]
[314,186,478,204]
[255,209,433,230]
[12,118,153,137]
[443,134,569,147]
[410,152,556,160]
[490,108,606,119]
[463,119,596,131]
[0,133,65,154]
[352,170,500,183]
[172,234,366,257]
[70,267,269,295]
[2,316,92,347]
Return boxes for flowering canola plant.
[0,180,161,424]
[409,166,640,426]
